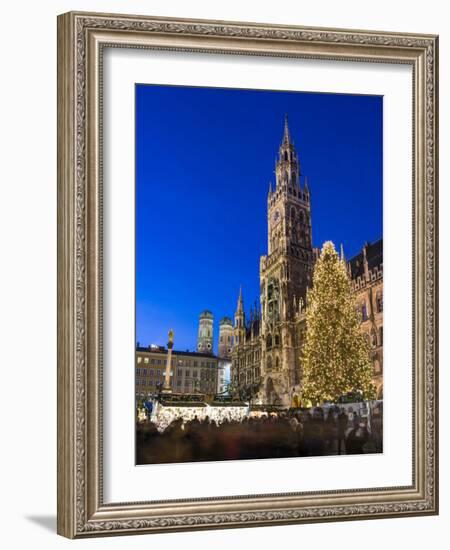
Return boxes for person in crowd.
[337,408,349,455]
[345,418,370,454]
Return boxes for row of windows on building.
[239,368,261,384]
[136,367,216,380]
[233,360,381,387]
[136,378,215,390]
[234,349,261,369]
[233,356,382,384]
[136,356,216,368]
[136,368,162,378]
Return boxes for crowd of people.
[136,405,383,464]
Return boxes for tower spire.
[283,113,291,144]
[236,285,243,314]
[234,286,245,341]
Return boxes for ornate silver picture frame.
[57,11,438,538]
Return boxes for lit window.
[144,357,149,364]
[137,357,142,364]
[361,303,368,321]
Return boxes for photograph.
[54,9,438,538]
[135,84,384,465]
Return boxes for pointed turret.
[275,114,300,190]
[233,286,246,346]
[304,175,310,194]
[363,242,370,281]
[282,113,291,145]
[236,285,243,314]
[254,300,260,321]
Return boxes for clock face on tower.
[272,209,281,225]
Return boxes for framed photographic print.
[57,11,439,538]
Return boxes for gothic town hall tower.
[259,116,315,405]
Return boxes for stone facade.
[231,117,383,406]
[348,240,383,399]
[136,346,220,399]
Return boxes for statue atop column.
[162,328,174,394]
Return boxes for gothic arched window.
[267,356,272,370]
[376,291,383,312]
[361,302,368,321]
[371,328,377,347]
[266,334,272,350]
[284,151,288,161]
[275,357,280,369]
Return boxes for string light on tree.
[301,241,375,404]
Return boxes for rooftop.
[220,316,233,325]
[199,310,214,319]
[348,239,383,279]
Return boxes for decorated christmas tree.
[301,241,375,404]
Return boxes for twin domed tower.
[197,310,233,360]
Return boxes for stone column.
[162,329,174,394]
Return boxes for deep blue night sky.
[136,84,382,352]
